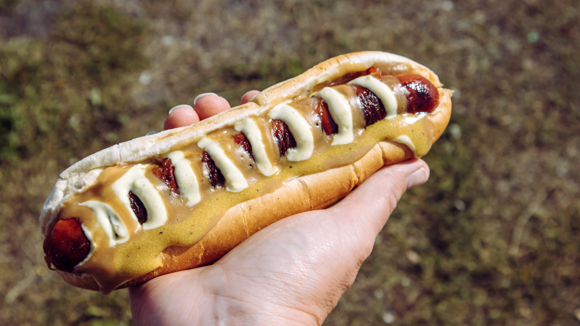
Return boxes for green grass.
[0,3,147,166]
[1,0,579,325]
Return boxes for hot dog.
[40,52,452,293]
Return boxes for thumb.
[330,159,430,237]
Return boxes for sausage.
[396,74,440,113]
[43,218,90,272]
[271,119,297,157]
[202,151,225,187]
[233,133,254,160]
[353,84,387,126]
[129,191,148,224]
[314,98,338,136]
[152,158,179,194]
[365,66,382,80]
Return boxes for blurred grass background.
[1,0,579,325]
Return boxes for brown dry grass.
[1,0,579,325]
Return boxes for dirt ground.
[1,0,579,325]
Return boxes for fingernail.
[146,131,159,136]
[246,90,260,96]
[248,91,260,102]
[406,168,429,189]
[168,104,193,115]
[193,93,218,105]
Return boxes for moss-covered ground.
[1,0,579,325]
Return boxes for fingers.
[193,93,231,120]
[163,105,200,130]
[240,90,260,104]
[163,91,261,131]
[162,94,229,131]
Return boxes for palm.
[130,160,428,325]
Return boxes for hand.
[129,91,430,326]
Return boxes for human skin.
[129,91,430,326]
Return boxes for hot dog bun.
[41,52,452,293]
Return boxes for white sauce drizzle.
[80,201,129,247]
[198,137,249,192]
[112,164,168,230]
[234,118,278,176]
[314,87,354,145]
[348,75,398,119]
[392,135,417,157]
[268,103,314,162]
[166,151,201,207]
